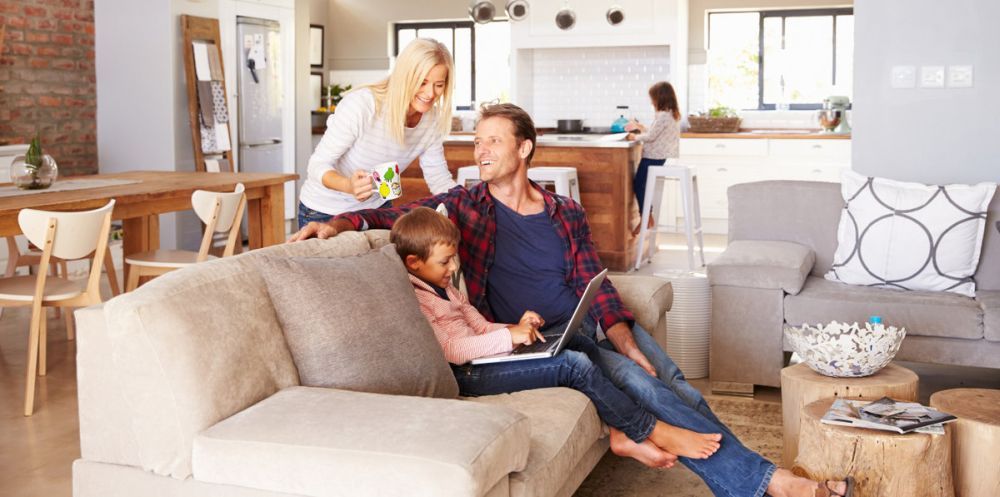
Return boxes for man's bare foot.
[767,468,850,497]
[648,422,722,459]
[609,428,676,468]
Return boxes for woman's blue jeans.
[452,334,657,444]
[297,200,392,230]
[581,316,776,497]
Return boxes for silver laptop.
[469,269,608,365]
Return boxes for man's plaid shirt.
[336,182,635,331]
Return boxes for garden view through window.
[707,8,854,110]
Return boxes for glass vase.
[10,154,58,190]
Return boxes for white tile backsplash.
[529,46,672,129]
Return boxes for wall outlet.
[919,66,945,88]
[891,65,916,88]
[947,65,974,88]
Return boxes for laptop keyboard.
[512,334,561,355]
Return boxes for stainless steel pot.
[557,119,583,133]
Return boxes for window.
[707,8,853,110]
[394,20,510,110]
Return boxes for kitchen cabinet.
[660,136,851,234]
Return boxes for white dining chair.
[0,200,115,416]
[125,184,246,291]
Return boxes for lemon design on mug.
[379,182,390,198]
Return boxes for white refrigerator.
[236,16,284,176]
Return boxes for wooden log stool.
[780,362,919,467]
[929,388,1000,497]
[796,398,954,497]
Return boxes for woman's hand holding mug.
[349,170,374,201]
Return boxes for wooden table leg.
[122,215,159,287]
[247,184,284,250]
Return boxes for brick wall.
[0,0,96,176]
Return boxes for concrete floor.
[1,232,998,497]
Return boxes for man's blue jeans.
[581,316,776,497]
[452,335,658,444]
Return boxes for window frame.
[708,8,854,110]
[393,20,477,111]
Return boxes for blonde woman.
[298,38,459,226]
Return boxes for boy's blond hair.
[390,207,460,261]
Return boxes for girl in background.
[298,39,459,228]
[626,81,681,234]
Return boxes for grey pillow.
[258,244,458,399]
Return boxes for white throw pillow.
[825,170,997,297]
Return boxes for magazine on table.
[821,397,957,435]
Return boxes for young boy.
[391,207,723,469]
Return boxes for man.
[290,103,852,497]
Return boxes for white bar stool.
[455,165,480,188]
[527,167,581,202]
[634,162,705,270]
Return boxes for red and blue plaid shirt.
[336,183,635,331]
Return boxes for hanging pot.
[506,0,529,21]
[555,8,576,30]
[606,6,625,26]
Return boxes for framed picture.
[309,25,324,68]
[309,72,323,110]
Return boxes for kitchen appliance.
[236,17,286,176]
[557,119,584,133]
[610,106,629,133]
[817,95,851,134]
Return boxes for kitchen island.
[401,136,642,271]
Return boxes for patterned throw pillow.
[825,170,997,297]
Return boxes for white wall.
[529,46,670,128]
[852,0,1000,184]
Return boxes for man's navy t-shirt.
[486,198,578,330]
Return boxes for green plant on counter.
[707,106,738,118]
[329,83,352,106]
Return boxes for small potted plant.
[11,135,58,190]
[688,106,742,133]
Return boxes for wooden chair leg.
[24,304,43,416]
[39,311,47,376]
[64,306,74,341]
[104,247,121,297]
[125,264,141,292]
[52,263,63,319]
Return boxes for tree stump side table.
[929,388,1000,497]
[780,362,919,467]
[796,398,954,497]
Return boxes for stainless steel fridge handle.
[245,139,282,147]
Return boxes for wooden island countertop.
[401,137,642,271]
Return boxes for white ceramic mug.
[370,162,402,201]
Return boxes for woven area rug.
[575,395,783,497]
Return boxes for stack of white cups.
[655,270,711,379]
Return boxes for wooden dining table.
[0,170,298,263]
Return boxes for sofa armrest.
[707,240,815,295]
[609,275,673,331]
[193,386,530,497]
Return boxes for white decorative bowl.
[785,321,906,377]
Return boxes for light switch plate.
[891,65,916,88]
[920,66,945,88]
[947,65,974,88]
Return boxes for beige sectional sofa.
[707,180,1000,391]
[73,230,673,497]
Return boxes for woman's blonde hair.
[364,38,454,144]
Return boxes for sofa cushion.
[785,276,983,340]
[825,170,996,297]
[977,291,1000,342]
[468,387,606,497]
[608,274,673,331]
[259,244,458,398]
[193,387,529,497]
[708,240,815,295]
[101,234,374,479]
